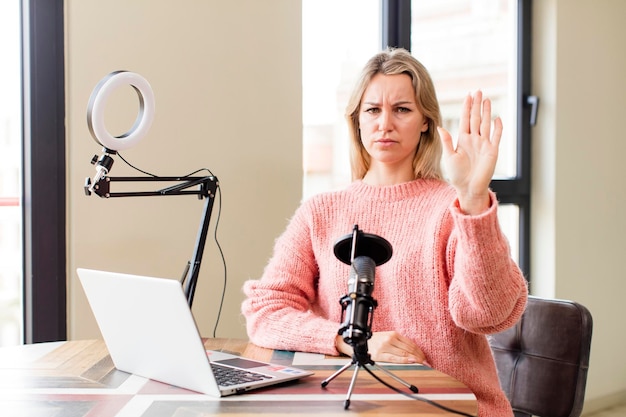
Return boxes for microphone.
[335,225,392,347]
[323,226,419,404]
[339,256,377,346]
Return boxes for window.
[0,0,23,346]
[302,0,533,278]
[409,0,533,277]
[302,0,381,198]
[21,0,67,343]
[410,0,523,266]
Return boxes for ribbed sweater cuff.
[450,191,505,243]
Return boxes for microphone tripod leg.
[371,363,419,393]
[320,356,368,410]
[320,360,354,388]
[321,353,418,409]
[343,364,361,409]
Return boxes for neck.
[362,165,414,186]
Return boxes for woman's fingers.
[459,93,472,134]
[438,126,454,156]
[461,90,497,140]
[479,96,492,139]
[491,116,503,147]
[368,332,426,364]
[470,90,483,134]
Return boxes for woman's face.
[358,73,429,173]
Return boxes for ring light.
[87,71,155,151]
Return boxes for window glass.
[498,204,519,263]
[0,0,23,346]
[412,0,520,262]
[411,0,517,179]
[302,0,381,198]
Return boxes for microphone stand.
[85,158,218,308]
[321,225,418,409]
[321,303,419,410]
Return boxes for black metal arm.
[84,171,218,307]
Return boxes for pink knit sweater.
[242,179,527,416]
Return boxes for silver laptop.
[77,268,313,396]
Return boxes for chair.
[488,296,593,417]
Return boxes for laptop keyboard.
[210,363,273,387]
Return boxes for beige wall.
[66,0,626,413]
[532,0,626,413]
[66,0,302,341]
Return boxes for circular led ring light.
[87,71,155,151]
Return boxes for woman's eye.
[365,107,380,114]
[396,107,411,113]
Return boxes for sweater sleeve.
[446,191,528,334]
[241,204,342,355]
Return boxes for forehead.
[362,73,415,102]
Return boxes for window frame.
[381,0,533,280]
[21,0,67,343]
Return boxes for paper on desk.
[291,352,427,368]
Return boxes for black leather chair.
[488,296,593,417]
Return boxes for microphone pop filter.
[333,229,392,266]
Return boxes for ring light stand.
[84,71,218,307]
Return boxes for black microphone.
[323,226,419,404]
[339,255,377,346]
[335,225,392,347]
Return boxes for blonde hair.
[346,48,443,181]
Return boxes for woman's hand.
[438,90,502,215]
[336,331,425,364]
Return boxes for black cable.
[115,155,228,338]
[210,184,227,338]
[176,167,227,338]
[361,364,476,417]
[116,152,158,177]
[117,152,213,179]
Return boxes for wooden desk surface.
[0,339,477,416]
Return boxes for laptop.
[76,268,313,396]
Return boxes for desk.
[0,339,477,416]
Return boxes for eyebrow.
[362,100,415,107]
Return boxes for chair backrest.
[488,296,593,417]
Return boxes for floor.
[585,404,626,417]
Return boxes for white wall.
[66,0,302,341]
[532,0,626,413]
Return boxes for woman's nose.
[378,109,392,131]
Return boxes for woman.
[241,48,527,416]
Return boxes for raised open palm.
[438,90,502,214]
